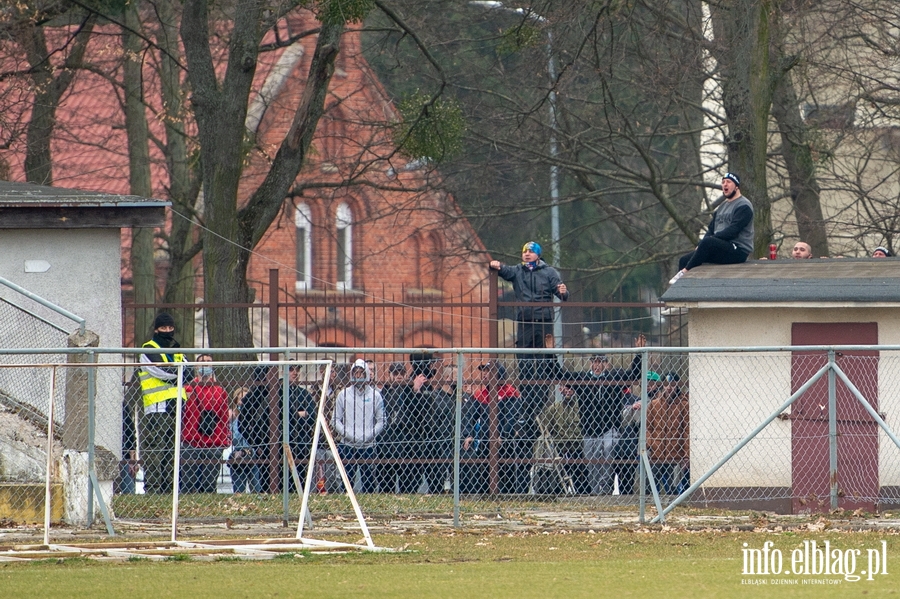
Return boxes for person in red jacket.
[182,354,231,493]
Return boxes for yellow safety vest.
[139,340,187,408]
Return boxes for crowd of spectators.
[123,350,690,498]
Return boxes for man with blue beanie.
[490,242,569,492]
[490,242,569,376]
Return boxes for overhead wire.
[168,206,658,331]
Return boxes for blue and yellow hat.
[522,241,542,256]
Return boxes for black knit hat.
[153,312,176,331]
[723,172,741,187]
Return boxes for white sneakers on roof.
[668,269,687,285]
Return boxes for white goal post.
[296,361,378,550]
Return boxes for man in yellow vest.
[138,312,188,494]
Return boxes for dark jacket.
[497,260,569,321]
[410,384,455,459]
[279,383,317,451]
[573,354,641,438]
[378,382,417,457]
[241,382,271,450]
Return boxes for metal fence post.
[86,352,114,535]
[43,366,57,546]
[487,365,500,495]
[87,352,95,526]
[488,271,498,348]
[638,349,647,523]
[828,350,839,511]
[453,352,463,527]
[282,360,290,526]
[171,363,185,542]
[269,269,280,359]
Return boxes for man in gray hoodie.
[334,359,385,493]
[670,172,754,284]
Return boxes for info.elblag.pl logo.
[741,540,888,583]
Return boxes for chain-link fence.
[4,345,900,540]
[0,292,82,525]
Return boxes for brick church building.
[0,9,492,351]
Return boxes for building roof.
[660,259,900,305]
[0,180,167,228]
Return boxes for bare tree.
[122,0,156,340]
[364,0,894,289]
[4,5,95,184]
[179,1,352,351]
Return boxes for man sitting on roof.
[670,172,754,284]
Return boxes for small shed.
[660,260,900,513]
[0,180,165,522]
[0,179,166,348]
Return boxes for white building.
[0,180,165,523]
[661,259,900,513]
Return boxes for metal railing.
[122,269,687,349]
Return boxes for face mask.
[155,331,175,343]
[351,376,367,388]
[198,366,214,377]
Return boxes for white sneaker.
[668,270,686,285]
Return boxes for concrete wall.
[688,306,900,490]
[0,228,124,460]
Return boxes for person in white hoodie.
[333,359,385,493]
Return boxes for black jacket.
[497,260,568,321]
[572,354,641,438]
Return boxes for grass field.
[3,529,899,598]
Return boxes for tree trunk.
[181,0,346,353]
[156,0,199,343]
[770,65,829,259]
[123,1,157,343]
[18,25,54,185]
[710,0,775,257]
[16,18,93,185]
[182,0,261,354]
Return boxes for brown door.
[791,323,879,513]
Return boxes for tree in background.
[1,0,465,350]
[361,0,900,299]
[3,0,899,346]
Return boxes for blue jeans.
[230,450,263,493]
[338,445,375,493]
[118,461,135,495]
[651,463,677,494]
